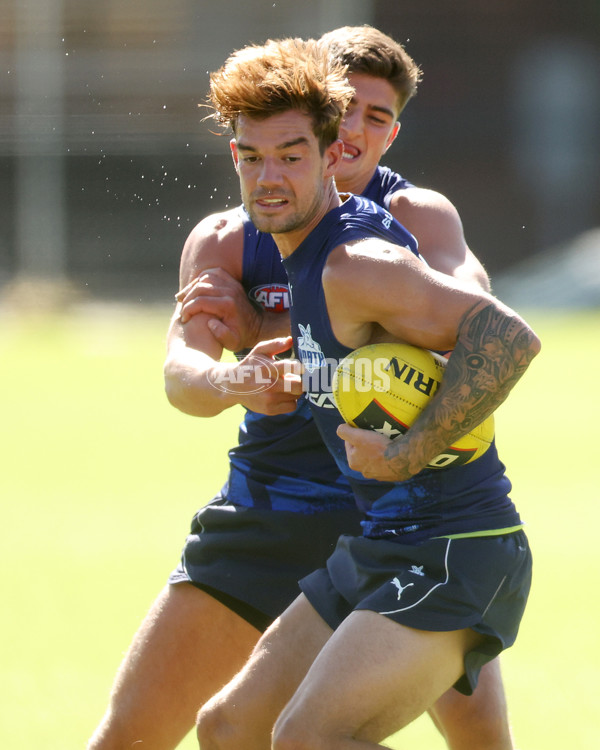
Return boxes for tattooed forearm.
[446,300,540,425]
[384,300,541,478]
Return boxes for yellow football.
[332,342,494,470]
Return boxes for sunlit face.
[336,73,401,195]
[231,111,341,243]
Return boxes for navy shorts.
[168,497,363,631]
[299,530,532,694]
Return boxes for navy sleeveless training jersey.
[282,194,520,542]
[222,166,438,514]
[224,167,413,512]
[361,165,413,209]
[221,207,352,513]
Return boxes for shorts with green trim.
[299,530,532,694]
[168,497,363,631]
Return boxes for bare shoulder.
[322,238,450,349]
[328,237,419,271]
[179,207,245,285]
[323,238,420,298]
[388,186,490,291]
[388,186,463,232]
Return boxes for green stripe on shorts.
[437,524,524,540]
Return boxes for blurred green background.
[1,306,598,749]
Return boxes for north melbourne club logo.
[296,324,326,373]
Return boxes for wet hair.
[319,25,422,114]
[208,37,354,152]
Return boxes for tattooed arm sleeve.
[384,299,542,478]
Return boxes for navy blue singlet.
[221,208,351,513]
[224,166,412,513]
[282,194,520,542]
[361,165,413,209]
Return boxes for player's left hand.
[176,267,262,351]
[337,424,411,482]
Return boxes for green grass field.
[1,305,598,749]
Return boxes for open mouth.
[256,196,288,207]
[342,143,360,161]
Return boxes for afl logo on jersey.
[249,284,290,312]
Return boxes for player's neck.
[335,170,375,197]
[274,182,341,259]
